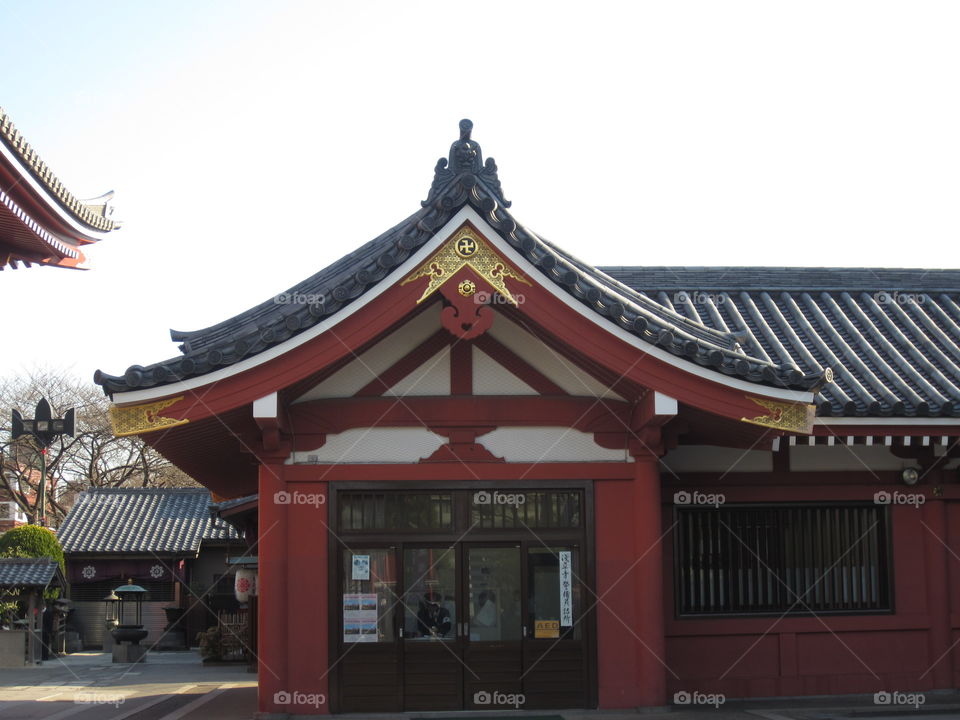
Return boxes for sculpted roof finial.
[423,119,510,208]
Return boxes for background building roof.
[57,488,239,555]
[0,558,61,588]
[600,267,960,418]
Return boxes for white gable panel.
[487,313,624,400]
[472,346,538,395]
[479,427,627,462]
[288,428,446,464]
[386,348,451,396]
[296,304,441,401]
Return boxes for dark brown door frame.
[327,480,598,713]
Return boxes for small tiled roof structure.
[0,558,62,588]
[57,488,239,556]
[0,106,118,270]
[209,493,257,515]
[93,120,960,419]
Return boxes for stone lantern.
[109,580,148,663]
[102,590,119,652]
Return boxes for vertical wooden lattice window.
[675,504,890,615]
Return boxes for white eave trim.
[0,187,79,258]
[815,417,960,426]
[0,139,111,243]
[112,207,815,406]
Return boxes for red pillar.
[257,463,288,715]
[596,477,640,706]
[595,451,667,709]
[922,492,952,690]
[633,453,667,707]
[287,481,329,714]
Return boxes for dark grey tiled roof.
[0,558,60,588]
[95,121,960,417]
[599,267,960,418]
[57,488,240,555]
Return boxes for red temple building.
[96,121,960,716]
[0,107,118,270]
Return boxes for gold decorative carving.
[458,279,476,296]
[741,396,816,434]
[109,397,189,437]
[402,226,530,305]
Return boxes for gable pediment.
[294,301,624,403]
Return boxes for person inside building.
[416,590,452,638]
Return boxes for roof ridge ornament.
[423,119,511,209]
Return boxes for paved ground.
[1,654,959,719]
[0,651,255,719]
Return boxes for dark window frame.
[337,488,583,533]
[673,502,893,618]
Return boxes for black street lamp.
[10,398,74,526]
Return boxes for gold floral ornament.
[109,397,189,437]
[741,396,816,434]
[402,226,530,305]
[458,279,477,297]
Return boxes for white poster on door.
[351,554,370,580]
[343,593,378,643]
[559,551,573,626]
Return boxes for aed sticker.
[534,620,560,638]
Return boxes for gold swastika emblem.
[455,237,477,257]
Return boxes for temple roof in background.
[0,107,118,270]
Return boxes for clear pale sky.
[1,1,958,384]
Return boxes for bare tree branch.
[1,367,200,526]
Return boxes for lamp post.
[11,399,74,526]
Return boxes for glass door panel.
[527,546,581,640]
[341,548,397,643]
[467,546,522,642]
[402,546,458,641]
